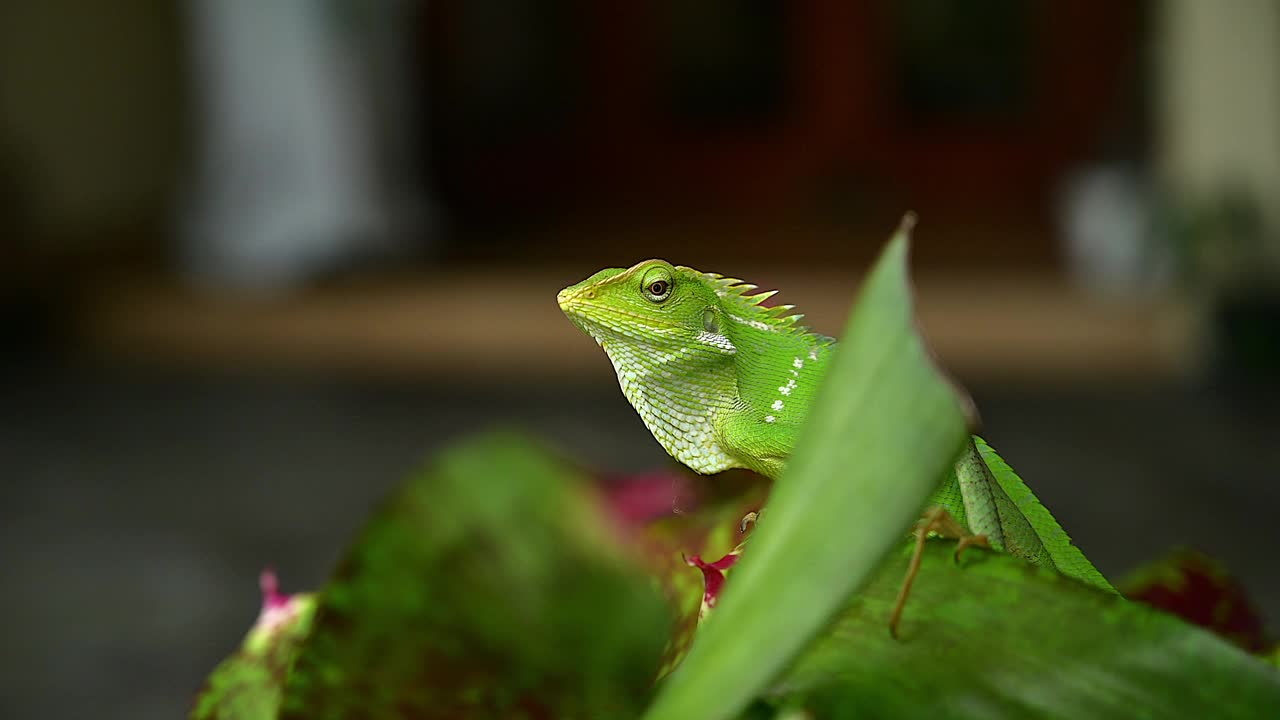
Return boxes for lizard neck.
[695,324,836,478]
[600,340,743,475]
[727,322,835,427]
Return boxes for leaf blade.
[775,543,1280,718]
[644,220,970,720]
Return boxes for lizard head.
[558,259,744,474]
[559,259,820,476]
[557,259,728,355]
[558,258,812,362]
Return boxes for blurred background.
[2,1,1279,717]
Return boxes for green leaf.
[191,574,316,720]
[644,218,972,720]
[930,436,1115,592]
[771,542,1280,718]
[973,437,1115,592]
[278,432,672,719]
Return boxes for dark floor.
[3,363,1278,719]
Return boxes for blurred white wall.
[182,0,385,289]
[1158,0,1280,236]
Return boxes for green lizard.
[558,241,1115,633]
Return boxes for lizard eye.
[640,268,673,303]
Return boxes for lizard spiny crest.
[696,272,809,336]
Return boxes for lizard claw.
[740,510,760,534]
[953,533,990,564]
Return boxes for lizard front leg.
[888,506,990,639]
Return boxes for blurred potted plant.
[1160,188,1280,386]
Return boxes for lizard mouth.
[560,288,674,326]
[556,294,594,331]
[556,286,590,307]
[558,286,686,356]
[557,296,612,349]
[560,296,680,329]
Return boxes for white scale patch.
[726,313,773,332]
[694,330,737,353]
[602,342,737,475]
[771,399,784,411]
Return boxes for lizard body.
[559,259,1112,593]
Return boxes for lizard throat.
[598,341,740,475]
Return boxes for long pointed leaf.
[644,221,970,719]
